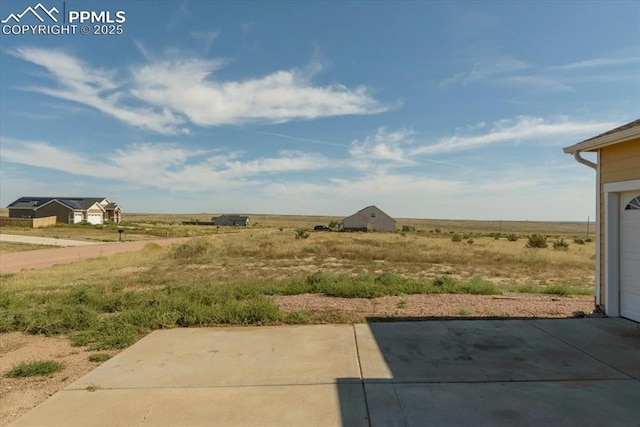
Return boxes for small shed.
[341,205,396,232]
[212,215,250,227]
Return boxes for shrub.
[526,234,548,248]
[553,238,570,250]
[295,228,310,239]
[573,237,585,245]
[6,360,64,377]
[451,233,462,242]
[401,225,416,232]
[467,239,474,244]
[506,234,519,242]
[328,220,338,229]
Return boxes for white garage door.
[620,192,640,322]
[87,213,103,225]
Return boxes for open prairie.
[0,213,596,425]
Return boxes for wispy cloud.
[442,53,640,91]
[190,30,220,53]
[10,47,389,134]
[551,56,640,70]
[0,138,334,192]
[498,75,574,92]
[10,47,187,134]
[166,0,189,29]
[411,116,617,155]
[441,59,528,86]
[241,21,254,39]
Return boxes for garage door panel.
[620,192,640,322]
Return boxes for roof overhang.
[563,123,640,154]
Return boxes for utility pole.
[586,216,590,240]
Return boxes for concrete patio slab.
[365,380,640,427]
[11,384,369,427]
[68,325,361,389]
[355,322,490,382]
[528,318,640,379]
[356,320,628,383]
[8,318,640,426]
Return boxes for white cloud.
[10,47,388,134]
[0,138,333,193]
[551,56,640,70]
[10,47,187,135]
[130,58,387,126]
[349,127,416,170]
[411,116,618,155]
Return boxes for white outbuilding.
[340,205,396,232]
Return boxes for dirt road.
[0,238,188,274]
[0,233,103,247]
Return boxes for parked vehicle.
[313,225,332,231]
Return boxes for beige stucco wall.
[598,137,640,305]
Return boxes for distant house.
[7,197,122,225]
[563,118,640,322]
[340,205,396,232]
[212,215,250,227]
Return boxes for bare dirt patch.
[0,333,120,427]
[272,293,594,322]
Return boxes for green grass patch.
[264,272,502,299]
[1,271,551,352]
[6,360,64,377]
[511,283,593,296]
[88,353,111,363]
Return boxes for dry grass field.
[0,213,596,425]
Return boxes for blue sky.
[1,1,638,220]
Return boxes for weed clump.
[6,360,64,377]
[506,234,519,242]
[526,234,548,248]
[451,233,462,242]
[171,238,212,262]
[573,237,585,245]
[88,353,111,363]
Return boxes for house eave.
[563,125,640,154]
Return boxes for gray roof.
[7,197,109,211]
[215,215,249,221]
